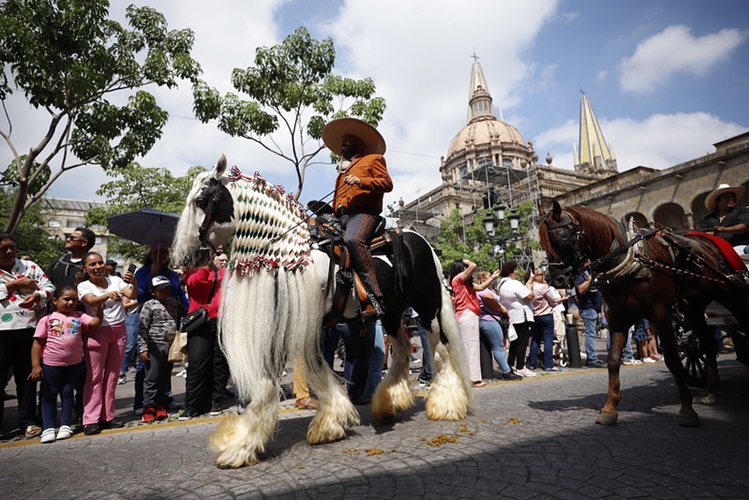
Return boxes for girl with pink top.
[29,287,102,443]
[448,259,499,387]
[526,269,560,371]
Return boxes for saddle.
[308,213,400,325]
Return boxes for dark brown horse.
[539,200,749,426]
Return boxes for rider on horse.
[322,118,393,319]
[701,183,749,248]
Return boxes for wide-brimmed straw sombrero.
[704,183,745,211]
[322,117,386,156]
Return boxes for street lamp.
[508,209,520,233]
[495,201,506,221]
[483,212,496,236]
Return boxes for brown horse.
[539,200,749,426]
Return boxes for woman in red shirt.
[181,254,229,419]
[448,259,499,388]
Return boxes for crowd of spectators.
[3,226,674,442]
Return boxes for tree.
[85,163,205,261]
[0,0,201,234]
[192,26,386,199]
[0,189,62,267]
[436,201,540,273]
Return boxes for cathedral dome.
[446,116,527,160]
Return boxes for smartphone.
[127,264,137,273]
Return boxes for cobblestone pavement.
[2,356,749,499]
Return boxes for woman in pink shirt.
[448,259,499,388]
[527,269,560,372]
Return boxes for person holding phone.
[118,263,141,386]
[575,260,606,368]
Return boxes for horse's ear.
[538,200,548,217]
[215,154,227,177]
[551,200,562,220]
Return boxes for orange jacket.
[333,154,393,215]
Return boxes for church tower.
[574,92,618,175]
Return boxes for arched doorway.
[653,203,687,230]
[623,212,648,229]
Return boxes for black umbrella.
[107,208,180,246]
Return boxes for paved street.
[2,355,749,499]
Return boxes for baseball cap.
[151,275,172,290]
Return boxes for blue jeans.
[528,314,555,370]
[478,319,511,374]
[40,362,82,429]
[120,311,139,376]
[580,308,600,362]
[364,320,385,398]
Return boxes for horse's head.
[172,154,235,267]
[539,200,587,288]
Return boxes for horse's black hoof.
[595,412,618,425]
[678,412,701,427]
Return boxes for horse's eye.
[195,189,210,209]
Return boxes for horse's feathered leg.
[596,323,627,425]
[211,380,279,468]
[372,319,415,419]
[210,271,288,468]
[292,268,359,445]
[425,285,473,420]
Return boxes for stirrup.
[361,297,385,321]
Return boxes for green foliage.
[86,163,205,261]
[192,26,386,198]
[435,201,540,273]
[0,0,202,233]
[0,189,62,267]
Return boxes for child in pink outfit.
[30,286,102,443]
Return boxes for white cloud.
[619,25,747,93]
[321,0,560,208]
[536,111,746,172]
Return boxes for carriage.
[677,301,749,387]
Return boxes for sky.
[4,0,749,214]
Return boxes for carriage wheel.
[677,328,707,388]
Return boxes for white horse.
[172,155,472,468]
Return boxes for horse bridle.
[195,177,223,253]
[541,210,591,283]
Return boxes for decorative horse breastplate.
[226,168,311,275]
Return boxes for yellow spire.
[576,92,617,174]
[467,54,496,123]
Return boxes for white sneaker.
[642,357,656,363]
[56,425,73,440]
[40,428,56,443]
[518,368,538,378]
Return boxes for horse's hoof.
[678,412,701,427]
[595,412,618,425]
[696,393,717,406]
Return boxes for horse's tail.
[425,239,474,418]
